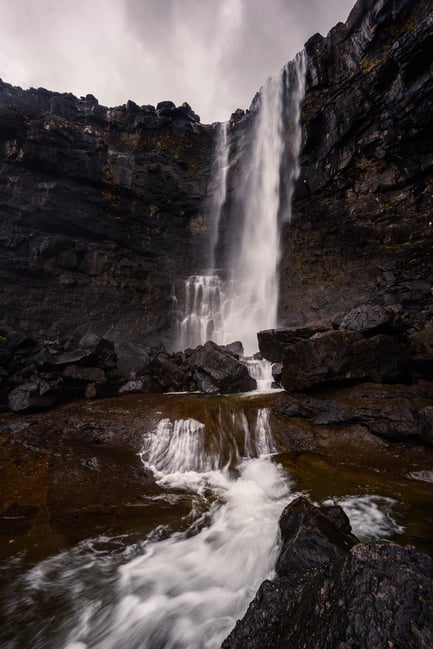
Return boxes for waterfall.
[175,52,306,356]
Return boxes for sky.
[0,0,356,123]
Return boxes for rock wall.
[0,0,432,347]
[0,85,215,346]
[280,0,433,326]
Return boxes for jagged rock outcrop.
[279,0,433,326]
[222,497,433,649]
[0,328,254,412]
[0,83,215,346]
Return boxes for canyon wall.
[280,0,433,325]
[0,0,432,346]
[0,87,215,346]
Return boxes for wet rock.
[273,384,433,446]
[276,497,357,577]
[221,341,244,357]
[8,379,57,412]
[62,365,106,383]
[408,323,433,379]
[150,353,191,392]
[257,324,330,362]
[115,342,151,378]
[338,304,398,336]
[281,331,408,392]
[189,341,256,394]
[222,498,433,649]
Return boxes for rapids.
[0,393,412,649]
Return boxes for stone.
[338,304,397,336]
[257,324,330,363]
[222,498,433,649]
[8,379,57,412]
[273,383,433,445]
[281,331,408,392]
[189,341,256,394]
[62,365,106,383]
[408,323,433,380]
[115,342,151,378]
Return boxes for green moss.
[361,58,381,74]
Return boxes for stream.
[2,390,430,649]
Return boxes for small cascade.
[176,275,228,350]
[255,408,277,456]
[145,418,212,473]
[141,407,278,479]
[242,357,275,391]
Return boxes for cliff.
[280,0,433,325]
[0,86,215,346]
[0,0,432,346]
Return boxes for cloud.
[0,0,355,122]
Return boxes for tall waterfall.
[176,53,306,355]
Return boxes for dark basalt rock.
[338,304,400,336]
[257,323,331,362]
[189,340,256,394]
[273,384,433,445]
[222,497,433,649]
[278,0,433,328]
[281,331,409,392]
[0,79,214,347]
[0,331,257,411]
[8,379,57,412]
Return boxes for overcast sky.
[0,0,355,123]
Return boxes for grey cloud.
[0,0,356,123]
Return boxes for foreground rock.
[189,341,256,394]
[281,331,408,392]
[273,382,433,446]
[257,323,330,363]
[223,497,433,649]
[0,328,255,411]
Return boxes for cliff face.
[0,86,215,345]
[0,0,432,347]
[280,0,433,325]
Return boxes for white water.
[2,408,406,649]
[176,53,306,356]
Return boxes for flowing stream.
[1,399,406,649]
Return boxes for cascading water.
[175,53,306,358]
[2,403,406,649]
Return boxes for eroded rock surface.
[278,0,433,327]
[223,497,433,649]
[0,82,214,346]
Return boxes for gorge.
[1,0,433,647]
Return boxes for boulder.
[8,379,57,412]
[257,324,330,362]
[62,365,106,383]
[189,341,256,394]
[273,389,431,444]
[408,323,433,380]
[338,304,398,336]
[222,498,433,649]
[114,342,151,378]
[281,331,408,392]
